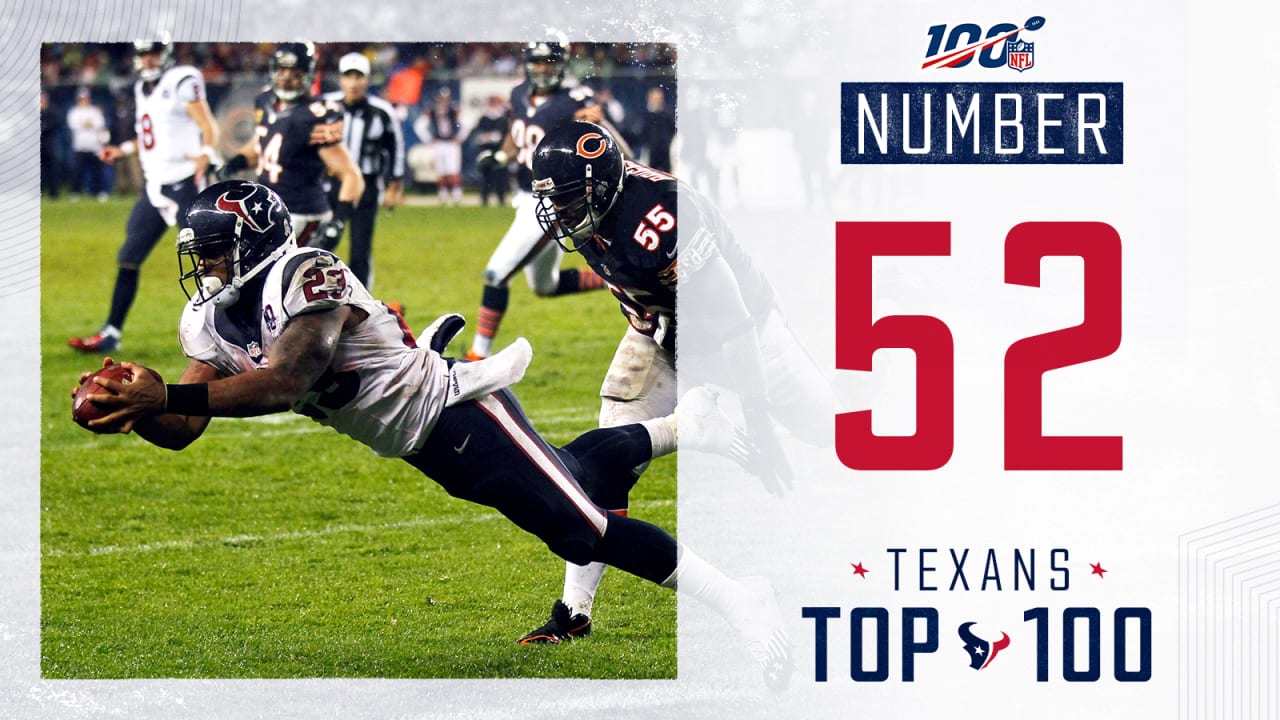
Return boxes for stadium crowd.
[39,42,677,200]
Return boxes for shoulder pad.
[276,249,353,316]
[178,300,220,361]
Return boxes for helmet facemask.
[177,220,292,308]
[525,60,563,92]
[534,164,620,252]
[522,42,566,92]
[271,43,315,102]
[178,229,238,307]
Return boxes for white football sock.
[639,415,678,458]
[562,561,608,618]
[660,544,745,616]
[470,333,494,358]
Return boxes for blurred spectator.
[40,90,63,198]
[466,95,510,206]
[385,55,430,117]
[640,86,676,173]
[595,85,626,130]
[66,87,110,200]
[108,88,142,194]
[415,87,463,206]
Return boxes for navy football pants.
[403,388,676,584]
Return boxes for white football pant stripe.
[477,393,608,536]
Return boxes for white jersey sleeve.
[277,249,351,318]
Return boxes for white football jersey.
[135,65,206,185]
[178,246,451,457]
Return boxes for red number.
[301,267,348,302]
[140,113,155,150]
[1004,222,1122,470]
[834,221,1123,472]
[633,204,675,251]
[835,222,954,470]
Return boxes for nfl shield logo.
[1007,39,1034,72]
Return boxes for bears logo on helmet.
[575,132,607,159]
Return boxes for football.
[72,364,146,432]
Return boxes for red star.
[851,562,869,579]
[1090,562,1107,578]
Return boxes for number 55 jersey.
[179,246,450,457]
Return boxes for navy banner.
[840,82,1124,164]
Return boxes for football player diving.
[72,179,792,689]
[515,121,831,648]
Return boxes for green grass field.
[39,196,676,679]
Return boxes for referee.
[320,52,406,289]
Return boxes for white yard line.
[44,499,675,559]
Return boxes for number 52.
[835,221,1122,471]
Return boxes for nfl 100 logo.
[921,15,1045,70]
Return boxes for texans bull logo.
[215,186,277,235]
[958,622,1010,670]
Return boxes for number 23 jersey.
[179,246,450,457]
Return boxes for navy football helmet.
[177,180,294,307]
[271,42,316,101]
[531,121,625,252]
[523,41,566,92]
[133,38,172,81]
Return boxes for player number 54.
[835,221,1122,471]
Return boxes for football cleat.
[517,599,592,644]
[463,348,487,362]
[68,327,120,353]
[727,576,794,691]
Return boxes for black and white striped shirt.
[324,91,405,186]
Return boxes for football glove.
[421,313,466,355]
[476,149,509,173]
[314,219,345,251]
[212,153,249,181]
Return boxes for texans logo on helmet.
[958,622,1010,670]
[216,188,276,234]
[576,132,607,159]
